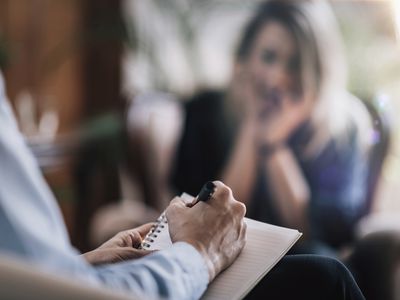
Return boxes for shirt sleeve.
[0,71,208,299]
[95,242,208,300]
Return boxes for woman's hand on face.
[257,90,314,146]
[229,65,314,146]
[229,64,270,124]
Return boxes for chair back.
[363,99,391,215]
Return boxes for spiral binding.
[140,212,167,249]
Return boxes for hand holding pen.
[186,181,217,207]
[165,181,247,281]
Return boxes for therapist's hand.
[82,223,155,265]
[166,181,247,282]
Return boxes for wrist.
[82,250,102,265]
[183,239,216,282]
[258,142,286,160]
[241,118,258,137]
[81,251,93,264]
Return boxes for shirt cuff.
[166,242,209,296]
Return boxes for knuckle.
[232,201,246,217]
[169,196,181,205]
[165,201,183,219]
[117,231,127,238]
[237,202,247,216]
[131,231,140,240]
[212,180,224,187]
[218,185,232,199]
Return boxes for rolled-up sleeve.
[0,71,208,299]
[95,242,208,300]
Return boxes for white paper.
[141,193,302,300]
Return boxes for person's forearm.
[94,242,209,300]
[263,146,310,233]
[222,120,258,204]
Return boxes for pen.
[196,181,216,202]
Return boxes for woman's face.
[241,20,301,104]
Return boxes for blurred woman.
[171,0,372,253]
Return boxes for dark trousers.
[245,255,365,300]
[346,231,400,300]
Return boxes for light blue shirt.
[0,72,208,300]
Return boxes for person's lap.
[345,231,400,300]
[245,255,365,300]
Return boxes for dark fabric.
[171,90,236,197]
[345,231,400,300]
[170,90,369,249]
[246,255,365,300]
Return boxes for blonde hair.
[235,0,372,156]
[296,0,371,155]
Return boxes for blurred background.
[0,0,399,255]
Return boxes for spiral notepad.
[141,193,302,300]
[141,213,172,250]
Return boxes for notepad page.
[180,192,302,299]
[143,213,172,250]
[201,218,301,300]
[142,194,193,250]
[142,193,302,300]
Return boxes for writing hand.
[165,181,247,282]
